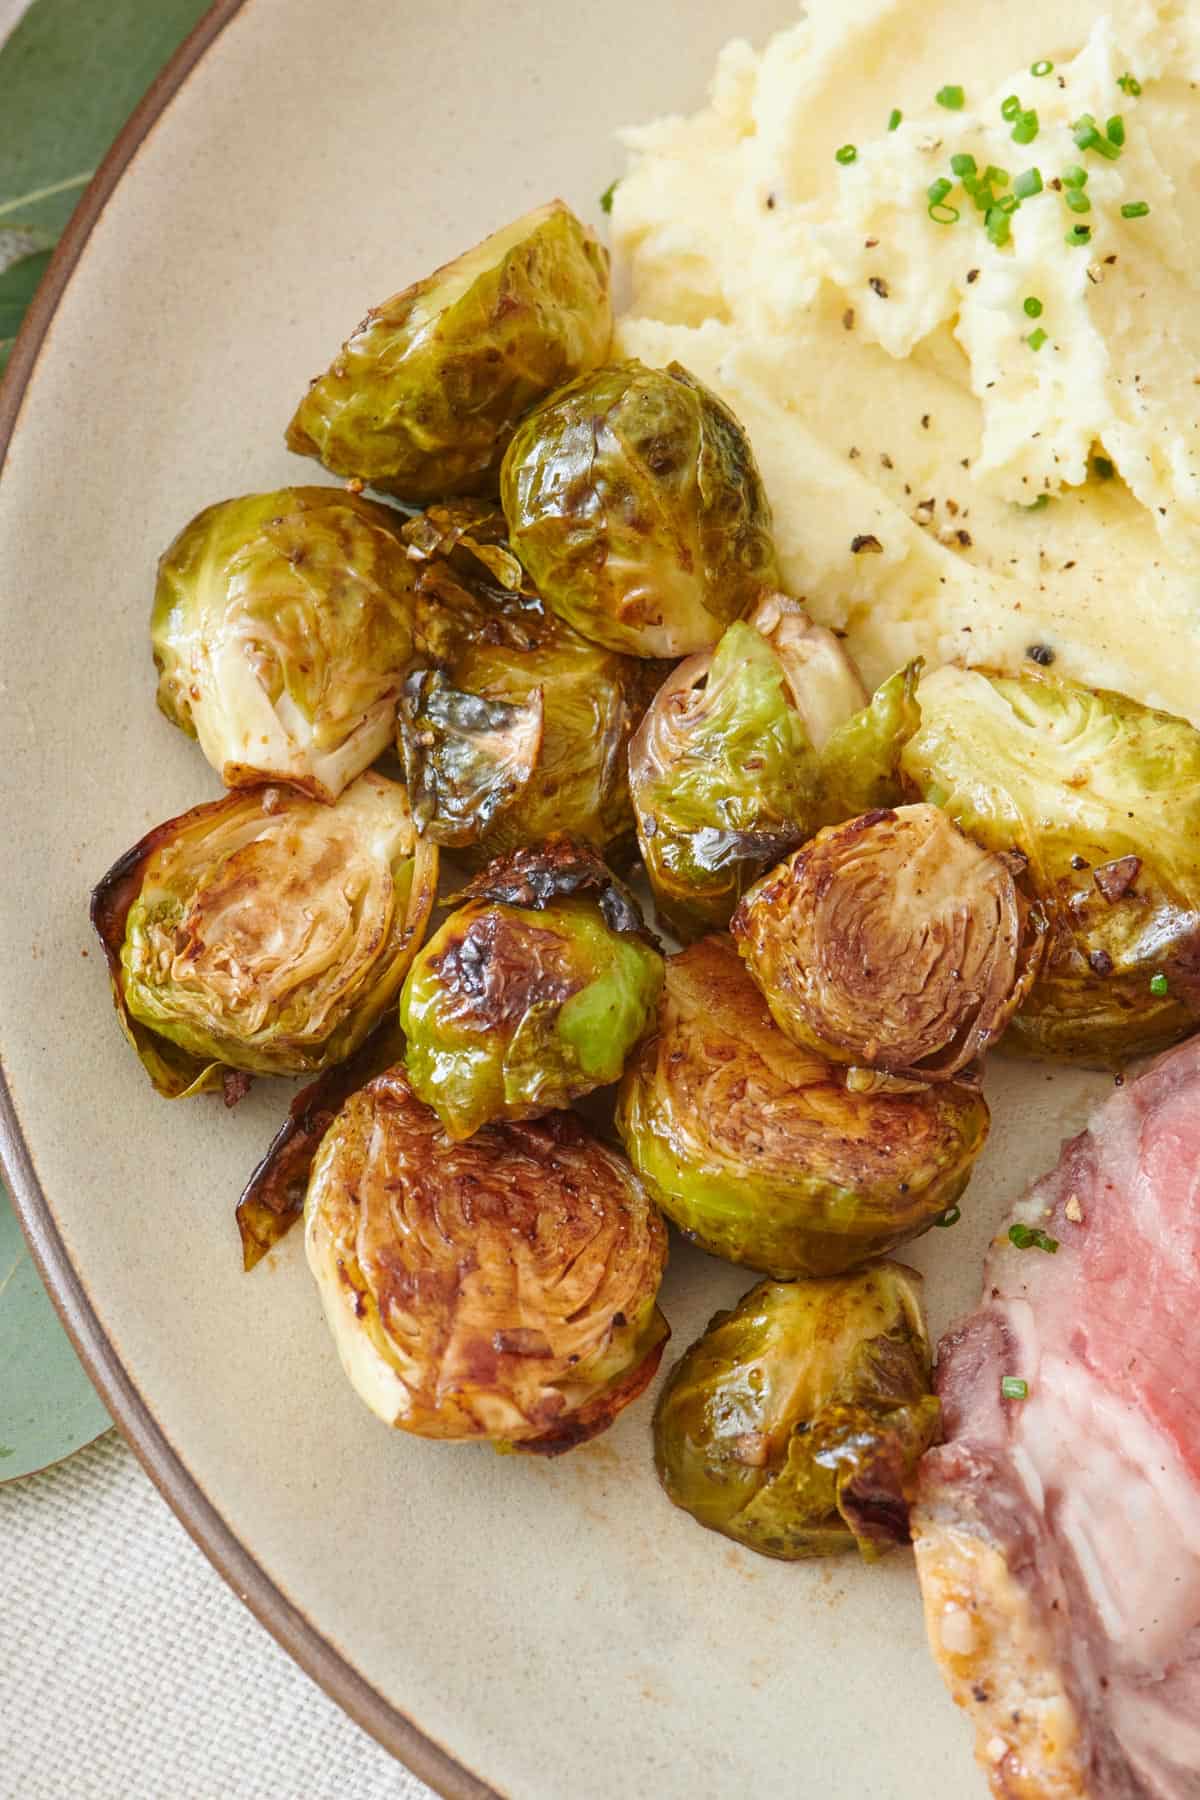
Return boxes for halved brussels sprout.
[90,773,438,1095]
[901,668,1200,1062]
[401,840,663,1139]
[500,360,778,658]
[305,1066,669,1452]
[654,1265,940,1561]
[629,594,921,938]
[731,804,1048,1080]
[286,202,611,502]
[398,503,655,862]
[152,487,416,801]
[616,936,988,1276]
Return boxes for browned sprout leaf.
[305,1068,668,1453]
[732,804,1047,1080]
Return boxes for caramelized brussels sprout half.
[397,503,654,862]
[90,773,438,1095]
[152,487,416,801]
[617,937,988,1276]
[901,668,1200,1062]
[629,594,921,937]
[401,840,663,1139]
[305,1067,668,1451]
[286,202,611,502]
[654,1265,940,1560]
[732,804,1047,1080]
[500,360,778,657]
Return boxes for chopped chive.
[599,180,618,214]
[937,85,966,110]
[1031,59,1054,78]
[1023,296,1044,317]
[1061,164,1088,188]
[929,203,960,224]
[985,166,1010,190]
[1066,223,1093,245]
[934,1205,962,1228]
[1027,327,1048,350]
[888,107,903,131]
[1106,115,1126,147]
[1023,493,1051,511]
[1001,1376,1029,1400]
[1121,200,1150,218]
[1014,167,1043,198]
[986,205,1012,246]
[1009,1222,1060,1253]
[971,182,997,212]
[928,177,953,204]
[1117,72,1142,96]
[951,151,977,177]
[1012,110,1040,145]
[1066,189,1092,214]
[1151,972,1170,997]
[1073,116,1121,159]
[1001,94,1022,121]
[835,144,858,165]
[1093,455,1115,479]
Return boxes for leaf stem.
[0,170,94,219]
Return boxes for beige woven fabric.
[0,1433,436,1799]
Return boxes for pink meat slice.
[913,1035,1200,1799]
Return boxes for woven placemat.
[0,1432,435,1798]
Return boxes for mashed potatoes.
[612,0,1200,720]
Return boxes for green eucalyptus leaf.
[0,1185,109,1484]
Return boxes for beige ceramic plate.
[0,2,1116,1793]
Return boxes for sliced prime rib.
[914,1035,1200,1799]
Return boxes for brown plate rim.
[0,5,498,1794]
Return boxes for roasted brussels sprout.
[732,804,1047,1080]
[500,360,778,658]
[654,1265,940,1560]
[305,1067,668,1451]
[401,840,663,1139]
[152,487,416,801]
[286,202,611,502]
[397,503,655,862]
[617,936,988,1276]
[901,668,1200,1062]
[629,594,921,937]
[90,774,438,1095]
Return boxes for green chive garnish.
[1073,115,1120,159]
[1106,115,1126,147]
[928,178,953,204]
[1066,189,1092,214]
[951,151,977,177]
[835,144,858,165]
[1062,164,1088,188]
[986,206,1012,246]
[599,180,618,214]
[1009,1222,1059,1253]
[1014,167,1043,198]
[985,164,1010,187]
[1066,223,1092,245]
[1024,296,1043,317]
[1023,494,1051,511]
[996,193,1020,215]
[1027,327,1048,350]
[934,1205,962,1228]
[1151,972,1170,997]
[1117,72,1142,96]
[888,107,903,131]
[1002,1377,1029,1400]
[1012,110,1040,145]
[929,204,960,224]
[1093,455,1115,479]
[1031,59,1054,77]
[1121,200,1150,218]
[937,85,966,110]
[1001,94,1022,121]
